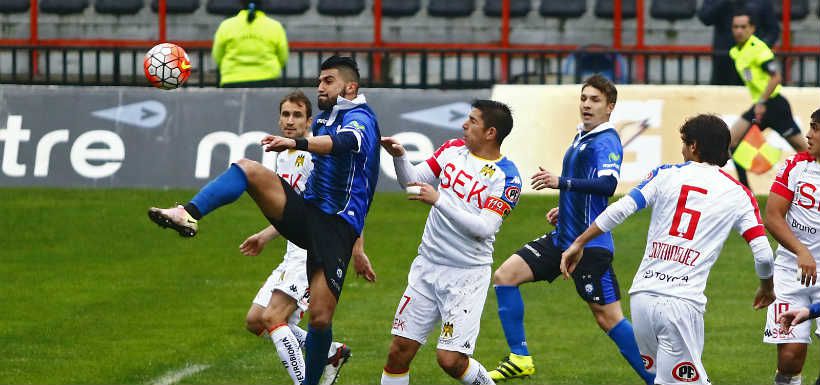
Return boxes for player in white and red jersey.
[240,91,373,385]
[561,114,775,385]
[763,108,820,385]
[378,100,522,385]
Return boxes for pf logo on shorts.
[672,362,699,382]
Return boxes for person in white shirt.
[378,100,522,385]
[561,114,775,385]
[765,108,820,385]
[240,91,375,385]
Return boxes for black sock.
[183,203,202,220]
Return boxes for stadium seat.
[773,0,810,21]
[649,0,695,22]
[94,0,145,15]
[428,0,475,17]
[381,0,420,17]
[262,0,309,15]
[483,0,531,17]
[205,0,241,15]
[539,0,586,19]
[317,0,365,16]
[41,0,89,15]
[565,44,628,83]
[594,0,636,19]
[0,0,29,13]
[150,0,200,14]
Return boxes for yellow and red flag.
[732,122,782,174]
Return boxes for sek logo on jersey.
[441,163,488,207]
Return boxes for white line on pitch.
[148,363,210,385]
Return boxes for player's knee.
[386,342,413,370]
[245,315,265,335]
[260,310,288,329]
[307,310,332,329]
[436,351,468,378]
[235,158,263,180]
[493,264,516,285]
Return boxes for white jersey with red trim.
[626,162,765,311]
[419,139,522,267]
[769,152,820,269]
[274,149,314,262]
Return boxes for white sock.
[289,324,307,349]
[460,358,495,385]
[270,324,306,385]
[327,341,342,359]
[774,372,802,385]
[381,369,409,385]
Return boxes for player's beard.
[318,95,335,111]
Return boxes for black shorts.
[741,94,801,138]
[267,176,358,300]
[516,233,621,305]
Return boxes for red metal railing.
[3,0,817,83]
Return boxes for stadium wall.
[495,84,820,194]
[1,85,818,193]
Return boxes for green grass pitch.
[0,188,813,384]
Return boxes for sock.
[270,324,306,385]
[607,319,655,385]
[290,324,307,348]
[303,324,333,385]
[327,341,342,359]
[381,367,409,385]
[187,163,248,219]
[459,358,495,385]
[775,372,802,385]
[495,285,529,356]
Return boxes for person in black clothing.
[698,0,780,85]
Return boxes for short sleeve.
[482,162,521,219]
[770,154,803,201]
[592,133,623,180]
[628,165,667,210]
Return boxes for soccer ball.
[143,43,191,90]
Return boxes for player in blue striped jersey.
[488,75,654,384]
[148,56,379,385]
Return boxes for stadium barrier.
[1,45,819,88]
[495,84,820,194]
[1,84,817,193]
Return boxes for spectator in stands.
[212,0,289,88]
[698,0,779,86]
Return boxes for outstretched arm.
[380,136,438,187]
[239,225,280,256]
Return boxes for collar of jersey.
[737,35,760,52]
[468,151,503,162]
[325,94,367,126]
[573,121,614,147]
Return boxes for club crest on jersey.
[672,362,699,382]
[442,322,455,338]
[479,164,496,178]
[295,154,305,167]
[641,355,654,370]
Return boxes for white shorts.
[764,265,820,344]
[252,257,309,324]
[631,292,710,385]
[390,257,491,355]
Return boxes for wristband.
[294,138,309,151]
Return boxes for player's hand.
[239,232,273,256]
[754,103,766,122]
[531,167,559,190]
[262,135,296,152]
[380,137,406,157]
[753,279,775,310]
[353,251,376,282]
[796,252,817,287]
[778,307,810,335]
[407,182,439,205]
[560,242,584,279]
[546,207,559,226]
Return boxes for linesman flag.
[732,121,782,174]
